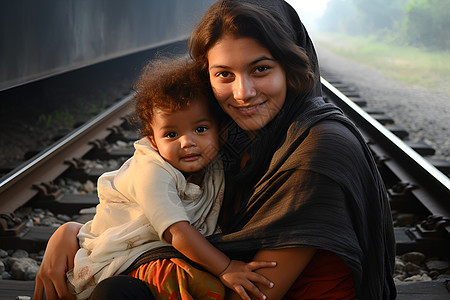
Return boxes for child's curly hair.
[133,56,220,137]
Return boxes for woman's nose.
[233,75,256,102]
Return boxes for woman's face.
[207,35,287,132]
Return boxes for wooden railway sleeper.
[369,114,394,125]
[31,181,99,214]
[384,125,409,140]
[63,158,91,182]
[66,157,86,169]
[405,141,436,157]
[415,215,450,238]
[107,123,140,143]
[388,181,419,211]
[342,91,360,98]
[397,215,450,257]
[63,158,109,182]
[86,139,113,160]
[32,182,63,204]
[0,212,26,236]
[374,153,391,168]
[86,138,134,160]
[88,138,111,152]
[390,181,417,194]
[106,125,126,142]
[347,96,367,107]
[120,115,134,130]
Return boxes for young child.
[67,57,274,300]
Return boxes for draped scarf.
[211,95,396,300]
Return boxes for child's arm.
[164,221,276,300]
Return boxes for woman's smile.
[232,100,267,115]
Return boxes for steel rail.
[1,79,449,225]
[321,78,450,222]
[0,95,133,213]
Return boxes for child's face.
[149,97,220,174]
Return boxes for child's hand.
[218,260,276,300]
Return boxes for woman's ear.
[147,135,158,151]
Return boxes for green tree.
[352,0,411,33]
[319,0,411,35]
[404,0,450,50]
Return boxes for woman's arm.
[164,221,276,300]
[227,247,316,300]
[33,221,82,300]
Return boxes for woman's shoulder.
[271,119,374,188]
[281,119,368,171]
[292,119,362,150]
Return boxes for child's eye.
[196,126,207,133]
[166,132,178,138]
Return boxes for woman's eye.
[196,126,207,133]
[215,71,232,78]
[255,66,269,73]
[166,132,178,138]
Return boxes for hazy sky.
[286,0,330,11]
[285,0,330,31]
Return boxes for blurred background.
[0,0,448,164]
[287,0,450,96]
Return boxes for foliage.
[318,0,450,50]
[315,33,450,95]
[352,0,410,33]
[38,108,75,129]
[319,0,409,34]
[404,0,450,50]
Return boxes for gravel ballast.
[315,44,450,164]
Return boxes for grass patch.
[38,108,75,129]
[314,33,450,95]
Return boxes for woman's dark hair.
[189,0,315,96]
[132,56,221,137]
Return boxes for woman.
[34,0,396,299]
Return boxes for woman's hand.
[33,221,82,300]
[219,260,276,300]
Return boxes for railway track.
[0,76,449,299]
[0,94,136,249]
[322,77,450,244]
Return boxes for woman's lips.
[233,101,267,115]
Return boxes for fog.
[285,0,330,32]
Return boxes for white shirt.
[67,137,224,299]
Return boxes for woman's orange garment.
[128,258,225,300]
[284,250,356,299]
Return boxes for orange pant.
[128,258,225,300]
